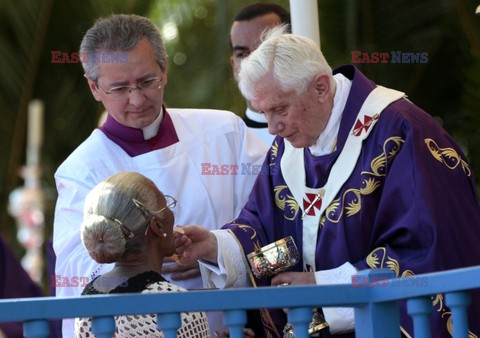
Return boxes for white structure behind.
[289,0,321,48]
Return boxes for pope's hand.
[271,271,316,286]
[173,225,218,265]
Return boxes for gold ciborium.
[247,236,300,279]
[247,237,328,337]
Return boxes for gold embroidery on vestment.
[230,223,258,240]
[361,136,404,176]
[366,247,478,337]
[324,137,404,223]
[425,138,471,176]
[432,294,444,312]
[271,140,279,161]
[274,185,299,221]
[441,312,478,338]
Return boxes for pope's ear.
[313,74,331,103]
[86,76,102,102]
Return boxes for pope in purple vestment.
[223,63,480,338]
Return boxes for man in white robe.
[229,3,290,147]
[53,14,266,337]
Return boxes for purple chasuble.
[0,236,61,337]
[99,107,179,156]
[224,65,480,337]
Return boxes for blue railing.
[1,267,479,338]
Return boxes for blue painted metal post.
[91,316,116,338]
[446,291,471,338]
[157,312,181,338]
[224,309,247,338]
[407,297,432,338]
[23,319,49,338]
[354,269,401,338]
[289,307,312,338]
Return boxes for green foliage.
[150,0,289,114]
[0,0,154,289]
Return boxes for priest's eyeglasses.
[98,77,162,99]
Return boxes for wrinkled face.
[230,13,282,81]
[87,37,167,129]
[251,73,333,148]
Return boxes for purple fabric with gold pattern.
[224,65,480,337]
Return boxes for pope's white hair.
[238,25,332,101]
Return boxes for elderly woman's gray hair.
[81,172,163,263]
[80,14,167,82]
[238,25,332,102]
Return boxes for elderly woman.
[74,172,209,337]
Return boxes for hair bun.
[81,215,127,263]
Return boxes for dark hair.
[233,3,291,26]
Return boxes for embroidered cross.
[352,114,379,136]
[302,190,324,217]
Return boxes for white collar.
[245,107,268,124]
[308,73,352,156]
[142,108,163,140]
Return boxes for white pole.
[9,99,46,285]
[289,0,321,48]
[27,100,44,169]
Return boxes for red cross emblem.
[353,115,374,136]
[352,114,380,136]
[303,193,322,216]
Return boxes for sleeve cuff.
[315,262,357,334]
[199,230,249,289]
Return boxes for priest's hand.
[161,257,200,280]
[173,225,218,265]
[271,272,316,286]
